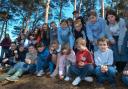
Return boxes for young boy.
[69,37,94,86]
[94,37,117,88]
[36,43,50,77]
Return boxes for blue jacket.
[58,27,74,48]
[86,17,113,42]
[38,48,50,61]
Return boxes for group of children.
[0,8,128,89]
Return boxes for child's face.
[73,13,79,18]
[38,46,45,52]
[50,23,57,30]
[107,14,116,24]
[61,22,68,29]
[11,43,16,50]
[89,15,97,23]
[29,46,35,53]
[74,24,82,32]
[98,41,108,52]
[43,24,48,30]
[19,46,24,52]
[76,44,85,51]
[62,49,68,55]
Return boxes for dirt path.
[0,74,127,89]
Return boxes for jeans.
[36,57,55,74]
[69,64,94,79]
[122,76,128,86]
[7,62,36,76]
[95,66,117,84]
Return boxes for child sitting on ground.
[94,37,117,89]
[68,37,94,86]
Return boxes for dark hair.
[105,9,119,25]
[50,21,56,25]
[87,10,97,17]
[60,19,68,25]
[72,10,79,15]
[28,44,35,48]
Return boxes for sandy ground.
[0,73,127,89]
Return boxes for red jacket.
[76,49,94,66]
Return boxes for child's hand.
[25,59,31,64]
[78,61,85,67]
[101,65,108,73]
[123,70,128,75]
[2,58,8,63]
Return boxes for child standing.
[94,37,117,88]
[69,38,94,86]
[58,19,74,49]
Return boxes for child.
[86,10,114,51]
[2,42,17,67]
[59,44,76,80]
[51,43,76,80]
[0,45,37,81]
[94,37,117,88]
[58,19,74,49]
[122,63,128,86]
[69,38,94,86]
[106,9,127,72]
[36,43,50,77]
[73,19,86,40]
[50,21,58,43]
[47,40,61,75]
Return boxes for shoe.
[6,76,19,81]
[0,73,10,81]
[72,76,81,86]
[36,70,44,77]
[64,76,71,81]
[84,76,93,82]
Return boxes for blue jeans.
[7,62,36,76]
[122,76,128,86]
[95,66,117,84]
[36,57,55,74]
[69,64,94,79]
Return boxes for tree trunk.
[74,0,76,11]
[79,0,82,14]
[0,21,5,41]
[101,0,105,18]
[45,0,50,23]
[59,0,63,22]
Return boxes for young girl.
[50,21,58,43]
[94,37,117,88]
[51,43,76,80]
[73,19,86,40]
[69,38,94,86]
[58,19,74,49]
[86,10,114,51]
[106,9,127,72]
[41,23,50,46]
